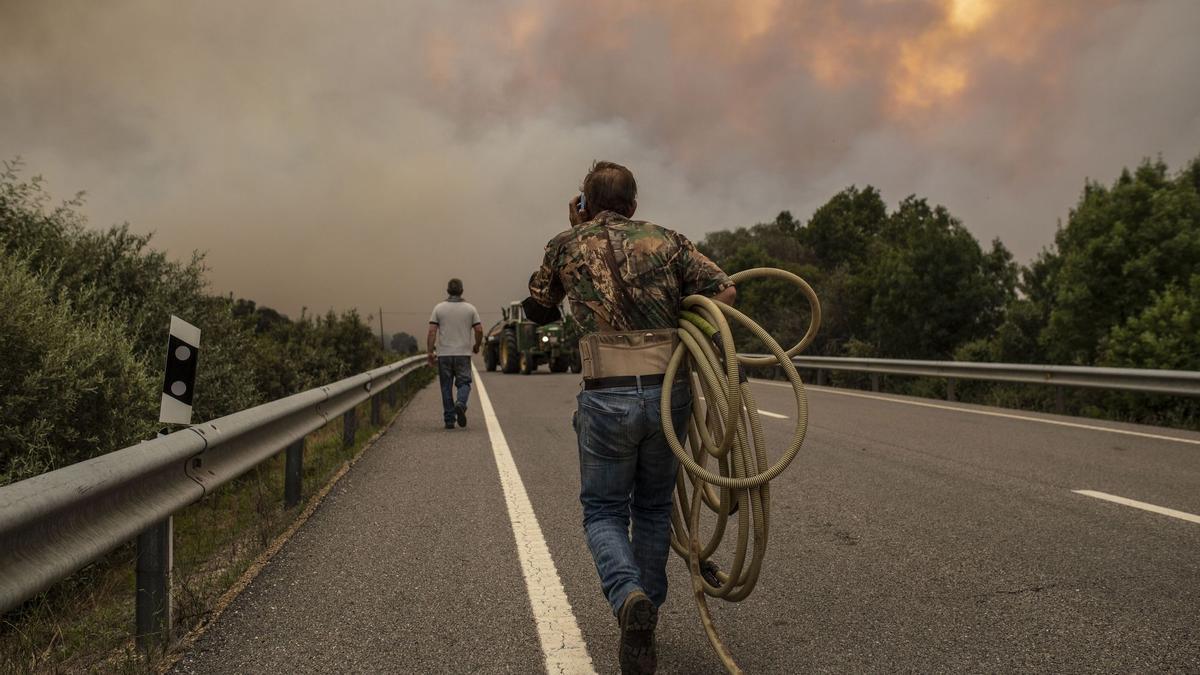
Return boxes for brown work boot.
[617,590,658,674]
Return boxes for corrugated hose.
[661,267,821,674]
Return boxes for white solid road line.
[752,380,1200,447]
[472,364,596,674]
[1072,490,1200,525]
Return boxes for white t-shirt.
[429,298,482,357]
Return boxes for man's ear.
[628,199,637,218]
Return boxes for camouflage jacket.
[528,211,733,334]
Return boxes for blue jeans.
[575,380,692,615]
[438,356,472,425]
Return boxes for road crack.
[971,582,1057,603]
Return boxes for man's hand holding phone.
[569,193,586,227]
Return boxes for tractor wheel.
[568,351,583,374]
[484,343,498,371]
[501,331,520,373]
[549,356,568,373]
[519,351,535,375]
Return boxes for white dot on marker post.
[171,381,187,397]
[175,345,191,361]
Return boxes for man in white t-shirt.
[427,278,483,429]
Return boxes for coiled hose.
[661,268,821,674]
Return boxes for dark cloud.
[2,0,1198,339]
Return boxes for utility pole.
[379,307,386,351]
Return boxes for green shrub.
[0,258,156,484]
[1,160,392,482]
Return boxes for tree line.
[698,154,1199,428]
[0,161,410,485]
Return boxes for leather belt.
[582,374,686,391]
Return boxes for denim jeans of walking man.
[427,278,483,429]
[575,380,692,613]
[437,356,473,427]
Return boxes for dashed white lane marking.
[751,380,1200,447]
[1072,490,1200,525]
[472,364,596,675]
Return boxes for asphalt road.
[175,358,1200,673]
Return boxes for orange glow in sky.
[886,0,1000,115]
[948,0,997,32]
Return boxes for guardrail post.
[135,517,172,652]
[816,368,826,387]
[947,378,956,402]
[284,438,304,508]
[371,393,382,426]
[387,382,397,408]
[870,373,880,392]
[1055,386,1065,414]
[342,409,357,448]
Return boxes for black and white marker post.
[159,316,201,425]
[136,316,200,653]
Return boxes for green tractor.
[483,301,582,375]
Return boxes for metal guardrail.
[0,355,428,620]
[764,355,1200,400]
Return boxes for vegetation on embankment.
[697,154,1200,429]
[1,159,433,672]
[0,159,418,486]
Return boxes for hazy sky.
[3,0,1199,339]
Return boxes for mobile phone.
[577,193,586,212]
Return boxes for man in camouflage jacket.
[527,161,735,674]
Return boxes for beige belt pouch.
[579,329,679,379]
